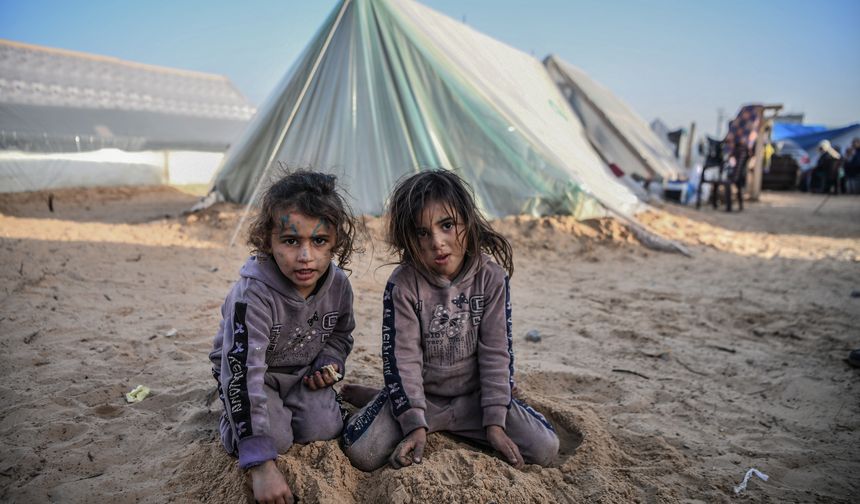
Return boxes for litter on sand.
[525,329,542,343]
[125,385,151,403]
[733,468,769,494]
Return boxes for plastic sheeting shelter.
[0,39,254,192]
[775,123,859,152]
[544,55,685,183]
[0,39,254,153]
[780,123,860,169]
[771,122,827,142]
[208,0,641,220]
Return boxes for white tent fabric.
[545,55,685,183]
[0,149,225,192]
[209,0,642,219]
[0,149,164,191]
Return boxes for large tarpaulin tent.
[544,55,685,184]
[207,0,642,220]
[0,39,254,192]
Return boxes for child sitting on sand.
[341,170,558,471]
[210,171,358,503]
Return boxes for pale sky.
[3,0,859,136]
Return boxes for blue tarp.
[780,123,860,150]
[771,122,826,141]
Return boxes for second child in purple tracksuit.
[210,171,358,504]
[341,170,559,471]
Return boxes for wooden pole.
[748,122,764,201]
[163,151,170,185]
[684,122,696,169]
[749,104,783,201]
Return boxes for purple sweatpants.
[342,389,559,471]
[219,368,343,457]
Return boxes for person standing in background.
[814,140,841,194]
[844,138,860,194]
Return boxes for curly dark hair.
[247,170,357,270]
[386,169,513,278]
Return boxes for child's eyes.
[417,223,455,237]
[280,237,329,246]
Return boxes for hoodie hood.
[239,255,335,302]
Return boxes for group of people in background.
[807,137,860,194]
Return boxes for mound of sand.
[1,186,857,503]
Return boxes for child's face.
[416,200,466,281]
[271,209,335,298]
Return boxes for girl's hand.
[249,460,294,504]
[486,425,524,469]
[389,427,427,468]
[303,363,340,390]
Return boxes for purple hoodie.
[382,254,514,436]
[209,255,354,468]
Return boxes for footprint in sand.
[92,403,123,419]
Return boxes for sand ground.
[0,187,858,503]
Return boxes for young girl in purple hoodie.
[210,171,358,503]
[342,169,558,471]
